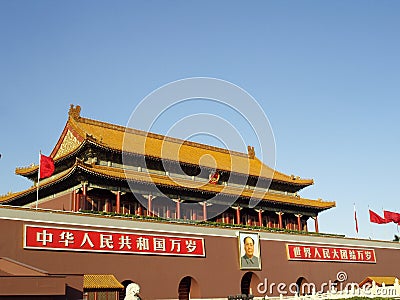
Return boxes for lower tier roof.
[1,160,335,211]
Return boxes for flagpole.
[368,205,373,240]
[36,151,41,209]
[354,203,358,237]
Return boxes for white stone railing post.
[371,280,377,296]
[395,278,400,296]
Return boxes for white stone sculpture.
[124,282,141,300]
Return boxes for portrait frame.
[238,232,261,270]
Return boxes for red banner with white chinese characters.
[24,225,205,257]
[286,244,376,263]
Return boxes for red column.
[276,212,284,229]
[267,218,272,228]
[203,202,207,221]
[137,205,143,216]
[235,206,241,225]
[176,199,181,219]
[192,210,197,221]
[75,190,82,211]
[166,207,171,218]
[71,190,76,212]
[76,194,80,211]
[225,214,230,224]
[147,195,152,217]
[116,191,121,214]
[314,216,319,233]
[82,183,87,211]
[257,209,263,227]
[296,214,302,231]
[221,214,226,224]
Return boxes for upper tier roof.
[16,105,314,189]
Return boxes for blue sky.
[1,1,399,241]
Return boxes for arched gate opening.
[178,276,200,300]
[241,272,261,296]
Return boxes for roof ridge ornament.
[247,145,255,159]
[69,104,81,119]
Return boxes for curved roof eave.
[2,162,335,211]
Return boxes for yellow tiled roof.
[83,274,123,289]
[0,167,73,202]
[15,105,314,187]
[62,105,313,185]
[359,276,398,287]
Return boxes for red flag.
[39,154,55,179]
[369,209,390,224]
[354,205,359,233]
[383,210,400,224]
[208,172,220,184]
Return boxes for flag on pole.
[354,204,359,233]
[39,154,55,179]
[369,209,390,224]
[36,153,55,209]
[383,210,400,224]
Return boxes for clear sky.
[1,1,399,241]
